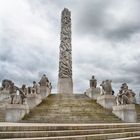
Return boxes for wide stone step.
[109,136,140,140]
[25,116,120,121]
[24,119,121,123]
[2,131,140,140]
[1,127,140,138]
[21,120,122,124]
[1,123,140,139]
[25,116,118,121]
[0,127,140,138]
[27,112,116,116]
[1,123,140,131]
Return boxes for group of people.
[0,74,52,104]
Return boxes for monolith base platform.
[57,78,73,94]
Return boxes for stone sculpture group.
[86,75,136,106]
[0,74,52,105]
[116,83,136,105]
[85,75,137,122]
[0,74,52,122]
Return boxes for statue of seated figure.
[116,83,136,105]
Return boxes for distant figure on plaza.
[90,75,97,88]
[39,74,49,87]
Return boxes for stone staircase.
[22,94,121,123]
[135,104,140,122]
[1,94,140,139]
[1,123,140,139]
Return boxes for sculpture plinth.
[113,104,137,122]
[57,8,73,94]
[97,95,116,109]
[58,78,73,94]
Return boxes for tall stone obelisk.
[57,8,73,94]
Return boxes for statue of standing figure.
[18,85,27,104]
[9,82,17,104]
[100,80,112,95]
[39,74,49,87]
[116,83,136,105]
[90,75,97,88]
[32,81,40,94]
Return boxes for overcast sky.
[0,0,140,94]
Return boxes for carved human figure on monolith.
[90,75,97,88]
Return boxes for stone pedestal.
[40,86,50,99]
[112,104,137,122]
[5,104,29,122]
[26,94,42,109]
[57,78,73,94]
[85,87,100,100]
[97,95,116,109]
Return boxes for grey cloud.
[0,0,140,94]
[106,24,140,41]
[74,0,140,41]
[74,0,109,31]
